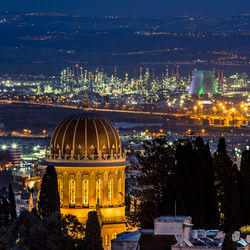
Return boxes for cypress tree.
[175,138,205,227]
[85,211,103,250]
[213,138,241,232]
[8,183,16,221]
[173,137,220,229]
[222,234,237,250]
[196,139,219,228]
[38,165,60,218]
[0,196,10,227]
[240,150,250,226]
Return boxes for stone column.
[113,170,118,206]
[100,173,104,207]
[76,171,82,207]
[89,171,96,208]
[63,171,69,207]
[118,176,122,205]
[122,168,126,205]
[103,170,109,207]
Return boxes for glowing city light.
[12,143,17,149]
[1,145,7,150]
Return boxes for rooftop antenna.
[176,65,179,77]
[175,200,177,218]
[139,67,143,81]
[134,68,137,80]
[114,65,117,78]
[76,64,79,83]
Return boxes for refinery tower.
[189,70,218,95]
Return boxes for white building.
[112,215,249,250]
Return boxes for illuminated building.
[189,70,218,95]
[9,144,21,167]
[43,111,128,249]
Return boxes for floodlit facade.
[189,70,218,95]
[44,112,128,249]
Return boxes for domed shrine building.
[43,112,128,248]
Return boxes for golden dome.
[46,112,124,162]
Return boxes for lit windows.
[108,179,112,204]
[83,179,88,205]
[70,178,76,205]
[112,233,117,239]
[96,178,101,203]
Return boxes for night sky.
[0,0,250,17]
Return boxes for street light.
[200,104,203,115]
[1,145,7,150]
[212,106,216,115]
[12,143,17,150]
[221,106,225,114]
[193,106,197,114]
[231,108,235,136]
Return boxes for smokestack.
[139,67,143,80]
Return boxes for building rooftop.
[155,215,191,222]
[112,230,141,242]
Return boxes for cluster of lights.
[33,145,40,151]
[1,143,18,150]
[193,102,249,116]
[144,129,165,137]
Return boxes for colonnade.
[56,167,126,209]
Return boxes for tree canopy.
[38,165,60,218]
[129,136,247,232]
[85,211,103,250]
[1,210,85,250]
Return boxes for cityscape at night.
[0,0,250,249]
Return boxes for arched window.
[70,178,76,205]
[82,179,88,205]
[108,179,112,204]
[96,178,101,203]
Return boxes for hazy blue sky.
[1,0,250,17]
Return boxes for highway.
[0,100,186,117]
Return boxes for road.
[0,100,185,117]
